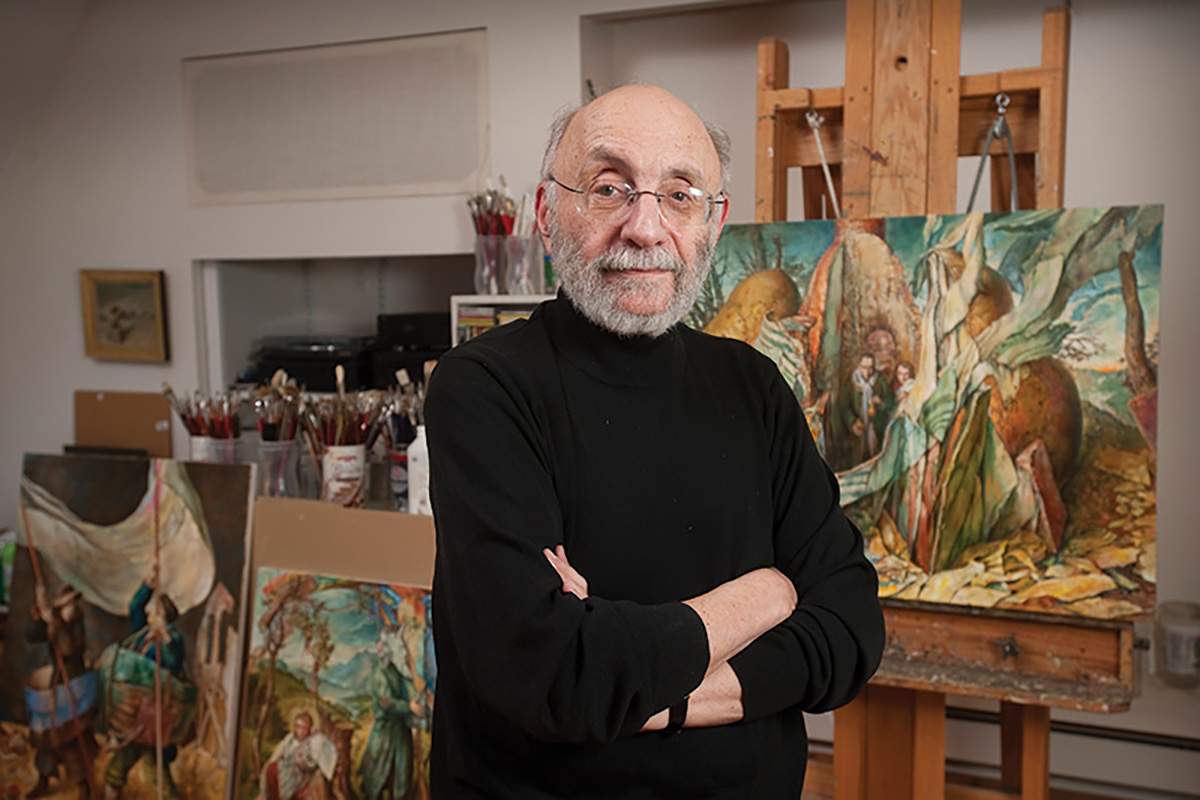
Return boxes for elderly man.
[426,84,884,798]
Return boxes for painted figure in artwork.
[24,583,96,798]
[893,361,916,406]
[103,581,187,800]
[358,638,416,800]
[836,352,893,468]
[5,455,253,800]
[260,711,337,800]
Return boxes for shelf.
[450,294,554,347]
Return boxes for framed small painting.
[80,269,169,362]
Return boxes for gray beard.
[547,215,716,338]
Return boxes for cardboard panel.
[249,497,435,589]
[73,390,172,458]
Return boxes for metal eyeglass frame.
[548,175,726,227]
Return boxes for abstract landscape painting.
[695,206,1162,619]
[1,454,254,799]
[236,567,435,800]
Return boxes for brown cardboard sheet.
[73,389,172,457]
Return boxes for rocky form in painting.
[1,454,254,800]
[694,206,1162,619]
[236,568,435,800]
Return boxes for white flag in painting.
[19,459,216,616]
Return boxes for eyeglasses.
[549,175,725,228]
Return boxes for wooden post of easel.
[755,4,1135,799]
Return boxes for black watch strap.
[665,694,689,734]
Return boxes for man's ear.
[713,194,731,241]
[535,182,553,254]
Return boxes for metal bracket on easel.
[806,110,843,219]
[966,93,1019,213]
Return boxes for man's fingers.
[543,546,588,599]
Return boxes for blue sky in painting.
[249,567,427,681]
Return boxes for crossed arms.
[427,351,884,745]
[543,544,796,730]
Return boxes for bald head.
[540,85,730,195]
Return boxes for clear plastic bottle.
[406,425,432,516]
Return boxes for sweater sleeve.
[426,350,710,745]
[727,362,885,721]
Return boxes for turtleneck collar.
[540,290,686,387]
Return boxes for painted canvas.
[693,206,1162,619]
[236,567,435,800]
[1,454,254,799]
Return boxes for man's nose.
[619,193,669,248]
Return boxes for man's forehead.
[556,87,718,183]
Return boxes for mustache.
[593,247,686,275]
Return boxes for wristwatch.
[665,694,689,734]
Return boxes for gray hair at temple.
[538,89,733,196]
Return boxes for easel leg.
[833,693,867,800]
[1000,701,1051,800]
[835,685,946,800]
[912,690,946,799]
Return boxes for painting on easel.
[694,206,1163,619]
[1,454,254,799]
[235,567,435,800]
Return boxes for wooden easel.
[754,4,1136,799]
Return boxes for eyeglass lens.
[580,179,716,227]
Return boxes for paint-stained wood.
[875,601,1133,712]
[1038,7,1070,208]
[802,164,843,220]
[865,685,916,798]
[868,0,933,216]
[841,0,876,218]
[756,38,790,222]
[1000,702,1051,800]
[832,693,867,800]
[912,690,947,799]
[926,0,961,214]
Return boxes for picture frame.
[80,268,169,362]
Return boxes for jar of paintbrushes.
[163,383,243,464]
[252,372,304,498]
[299,365,389,509]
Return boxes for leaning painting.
[1,454,254,799]
[695,206,1162,619]
[236,568,435,800]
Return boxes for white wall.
[0,0,1197,790]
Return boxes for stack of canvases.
[0,454,436,800]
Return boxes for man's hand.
[640,662,744,733]
[543,545,588,600]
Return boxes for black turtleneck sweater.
[426,294,883,799]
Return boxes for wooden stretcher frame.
[752,4,1137,799]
